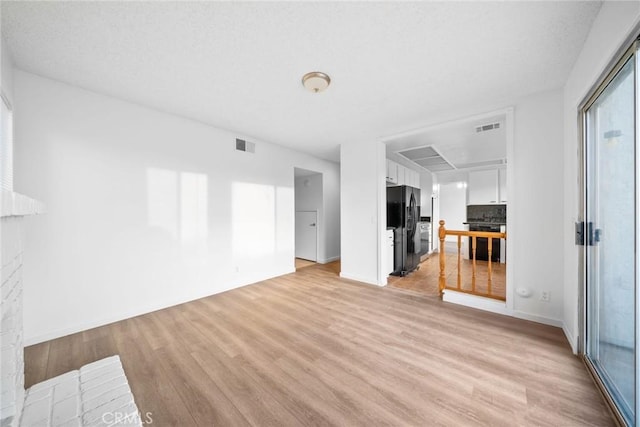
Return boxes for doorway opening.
[382,108,512,301]
[294,168,322,271]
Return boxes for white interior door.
[295,211,317,262]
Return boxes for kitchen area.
[384,158,433,278]
[383,113,508,296]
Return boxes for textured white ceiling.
[1,1,601,161]
[386,113,506,173]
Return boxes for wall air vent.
[236,138,255,153]
[396,145,455,172]
[475,122,501,133]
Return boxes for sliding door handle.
[594,228,601,243]
[575,221,584,246]
[585,222,601,246]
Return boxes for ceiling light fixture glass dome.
[302,71,331,93]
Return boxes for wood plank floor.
[388,252,506,299]
[25,262,612,426]
[295,258,316,270]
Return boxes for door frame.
[293,167,324,264]
[577,36,640,427]
[380,106,515,311]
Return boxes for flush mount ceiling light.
[302,71,331,93]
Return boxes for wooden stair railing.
[438,220,507,301]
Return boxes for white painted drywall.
[562,2,640,352]
[433,170,470,185]
[13,71,340,344]
[438,182,467,242]
[419,171,433,217]
[322,169,340,263]
[340,141,386,286]
[512,88,564,325]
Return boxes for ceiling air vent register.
[396,145,455,172]
[475,122,501,133]
[235,138,255,153]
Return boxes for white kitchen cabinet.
[386,229,394,275]
[386,160,420,189]
[386,160,398,184]
[401,168,419,188]
[397,164,406,186]
[498,168,507,203]
[468,169,499,204]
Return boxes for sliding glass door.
[583,41,638,426]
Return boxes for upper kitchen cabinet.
[386,159,420,188]
[386,160,398,184]
[468,169,499,204]
[398,164,419,188]
[409,169,420,188]
[397,163,406,186]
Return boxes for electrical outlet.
[540,290,550,302]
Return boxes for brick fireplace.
[1,192,44,426]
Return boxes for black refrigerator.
[387,185,420,276]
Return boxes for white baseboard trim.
[442,290,510,316]
[563,323,579,354]
[442,290,564,329]
[24,268,294,346]
[512,310,563,328]
[339,272,382,287]
[319,256,340,264]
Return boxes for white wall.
[562,2,640,352]
[341,141,386,286]
[434,170,470,186]
[322,170,341,262]
[13,71,340,344]
[419,170,433,217]
[511,89,564,325]
[438,182,467,242]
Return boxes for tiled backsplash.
[466,204,507,223]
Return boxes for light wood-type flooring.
[388,252,506,299]
[25,262,612,426]
[295,257,316,270]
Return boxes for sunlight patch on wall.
[180,172,208,243]
[232,182,276,259]
[147,168,208,243]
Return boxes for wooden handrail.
[438,220,506,301]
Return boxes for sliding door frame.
[578,36,640,427]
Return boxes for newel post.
[438,220,446,297]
